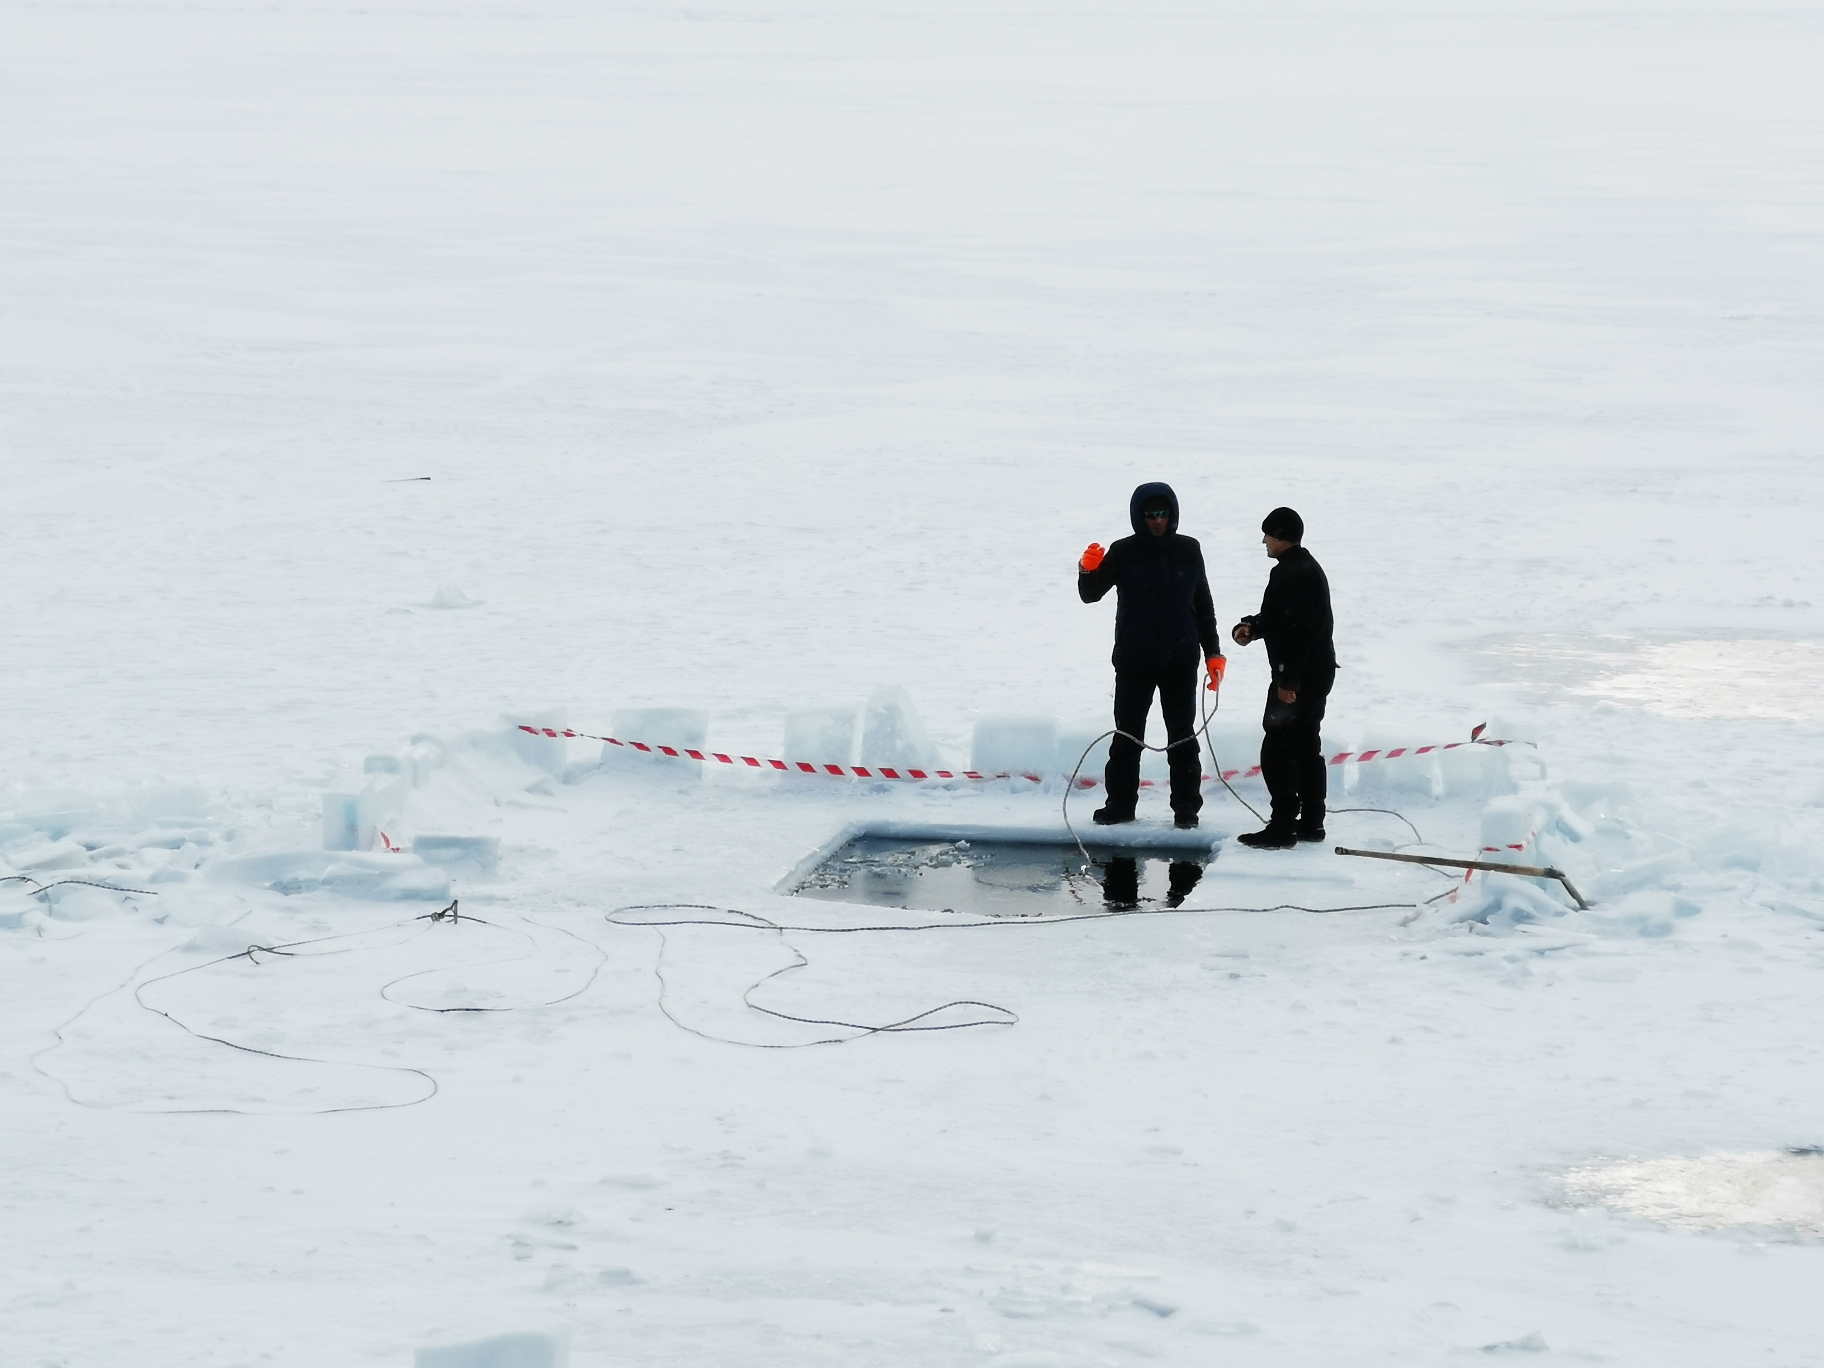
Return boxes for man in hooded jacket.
[1077,483,1225,828]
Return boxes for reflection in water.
[1167,861,1203,907]
[1101,856,1138,907]
[1099,857,1203,908]
[795,837,1212,916]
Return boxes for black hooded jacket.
[1077,482,1220,670]
[1239,545,1335,692]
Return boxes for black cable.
[129,945,441,1116]
[1060,677,1245,866]
[379,906,607,1013]
[606,905,1010,1048]
[618,904,1021,1048]
[33,902,607,1116]
[1199,682,1268,824]
[607,892,1432,1050]
[1060,686,1441,861]
[2,873,161,897]
[610,900,1422,935]
[30,919,441,1117]
[1327,806,1425,845]
[30,835,1458,1099]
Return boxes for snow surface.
[5,0,1824,1363]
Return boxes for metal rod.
[1333,846,1591,910]
[1553,873,1590,911]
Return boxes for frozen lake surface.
[1480,635,1824,722]
[4,1,1824,1364]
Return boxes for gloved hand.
[1079,542,1105,573]
[1205,655,1227,692]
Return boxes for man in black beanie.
[1230,507,1335,848]
[1077,482,1226,829]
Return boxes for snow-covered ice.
[415,1328,571,1368]
[5,0,1824,1363]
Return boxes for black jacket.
[1078,482,1220,670]
[1239,545,1335,691]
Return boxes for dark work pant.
[1103,658,1202,819]
[1260,664,1335,828]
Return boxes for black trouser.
[1260,663,1335,829]
[1103,657,1202,819]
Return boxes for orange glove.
[1205,655,1227,691]
[1079,542,1105,572]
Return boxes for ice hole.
[1560,1150,1824,1238]
[789,826,1216,915]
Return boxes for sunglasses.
[1143,509,1170,519]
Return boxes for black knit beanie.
[1261,506,1304,542]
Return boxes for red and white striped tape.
[1439,837,1537,902]
[516,726,1513,788]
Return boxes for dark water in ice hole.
[792,838,1208,915]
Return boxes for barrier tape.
[517,726,1515,788]
[1461,838,1533,888]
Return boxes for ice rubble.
[210,850,451,901]
[1,687,1807,953]
[785,687,944,769]
[412,834,500,875]
[0,786,233,932]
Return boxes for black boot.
[1236,824,1297,850]
[1092,806,1135,826]
[1296,805,1325,842]
[1173,813,1199,830]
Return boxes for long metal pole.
[1333,846,1590,910]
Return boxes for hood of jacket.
[1129,481,1180,537]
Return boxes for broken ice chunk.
[971,714,1058,777]
[785,702,861,767]
[503,709,569,777]
[6,838,87,872]
[605,707,709,775]
[321,793,362,852]
[428,584,482,609]
[859,685,941,769]
[412,835,501,876]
